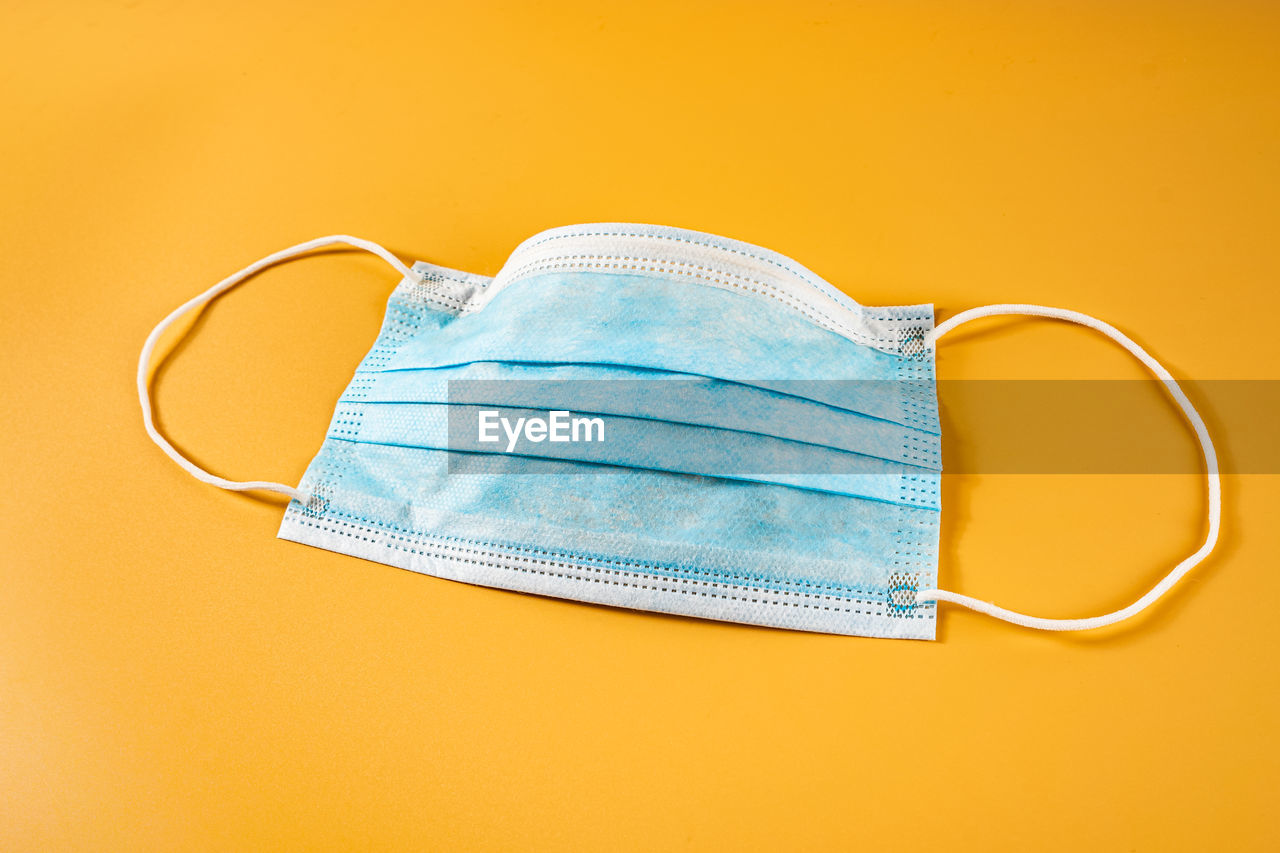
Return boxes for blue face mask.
[138,224,1221,638]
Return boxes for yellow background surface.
[3,2,1278,850]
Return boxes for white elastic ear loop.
[137,235,423,501]
[915,303,1222,631]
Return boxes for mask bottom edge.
[276,509,937,640]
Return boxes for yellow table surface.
[4,2,1278,850]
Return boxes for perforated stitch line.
[347,271,476,382]
[360,299,422,370]
[888,508,922,618]
[512,229,925,328]
[402,269,475,312]
[899,431,942,468]
[317,502,890,601]
[896,476,940,509]
[501,255,903,351]
[329,404,366,439]
[312,499,906,605]
[424,537,889,613]
[514,228,830,289]
[293,515,894,618]
[893,323,940,435]
[289,512,931,620]
[338,284,442,427]
[342,375,375,402]
[501,253,933,348]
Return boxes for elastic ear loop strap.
[137,236,423,502]
[914,304,1222,631]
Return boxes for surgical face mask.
[138,224,1221,639]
